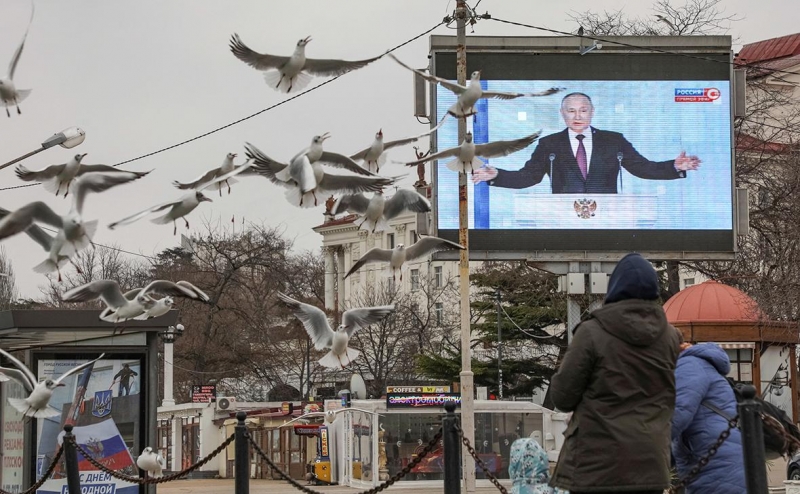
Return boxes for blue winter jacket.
[671,343,746,494]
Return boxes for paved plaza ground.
[157,479,512,494]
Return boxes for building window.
[726,348,753,384]
[684,278,695,287]
[157,419,172,469]
[387,233,395,249]
[411,269,420,290]
[434,266,443,288]
[434,302,444,325]
[410,229,417,243]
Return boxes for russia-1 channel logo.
[674,87,722,102]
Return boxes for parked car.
[788,454,800,480]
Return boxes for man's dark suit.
[488,127,686,193]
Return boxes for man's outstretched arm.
[617,135,700,180]
[472,143,549,189]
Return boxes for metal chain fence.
[668,416,738,493]
[0,445,64,494]
[454,423,509,494]
[67,432,235,485]
[248,428,443,494]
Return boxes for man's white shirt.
[568,128,593,173]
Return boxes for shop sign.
[386,385,451,393]
[386,393,461,408]
[191,385,217,403]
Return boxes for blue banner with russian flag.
[36,419,138,494]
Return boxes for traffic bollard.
[235,411,249,494]
[63,424,81,494]
[443,401,460,494]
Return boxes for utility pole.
[496,289,503,400]
[455,1,476,492]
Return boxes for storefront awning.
[717,342,756,349]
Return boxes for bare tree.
[0,246,18,310]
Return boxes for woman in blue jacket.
[671,342,746,493]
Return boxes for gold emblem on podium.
[574,199,597,219]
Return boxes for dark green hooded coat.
[549,254,680,492]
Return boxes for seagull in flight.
[332,189,430,233]
[349,119,448,174]
[403,131,541,173]
[230,34,380,93]
[0,3,34,117]
[173,153,255,197]
[16,153,150,198]
[655,15,678,33]
[137,447,165,478]
[63,279,209,323]
[0,348,105,418]
[345,235,465,281]
[109,161,253,234]
[98,281,205,322]
[276,292,394,369]
[0,171,151,270]
[245,142,394,208]
[389,54,563,118]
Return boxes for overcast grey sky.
[0,0,796,298]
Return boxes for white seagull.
[63,279,209,323]
[245,142,394,208]
[404,131,542,174]
[0,171,151,264]
[99,280,205,322]
[108,161,253,234]
[0,206,80,282]
[276,292,394,369]
[388,54,563,118]
[0,348,105,418]
[16,153,150,197]
[173,153,255,197]
[230,34,380,93]
[345,235,465,281]
[137,447,165,479]
[332,189,431,233]
[349,119,448,174]
[0,4,34,117]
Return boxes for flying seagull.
[332,189,430,233]
[0,348,105,418]
[276,292,394,369]
[109,161,253,234]
[173,153,255,197]
[655,15,678,33]
[98,280,205,322]
[63,279,209,323]
[16,153,150,197]
[0,171,151,265]
[245,142,394,208]
[388,54,563,118]
[345,235,465,281]
[0,3,34,117]
[230,34,380,93]
[137,447,165,479]
[403,131,541,173]
[349,118,448,174]
[0,206,82,282]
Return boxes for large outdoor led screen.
[432,51,734,254]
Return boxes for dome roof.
[663,280,761,322]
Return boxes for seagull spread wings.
[342,306,395,336]
[229,34,379,77]
[344,248,393,279]
[7,3,34,80]
[404,131,542,167]
[0,347,103,393]
[0,202,63,241]
[332,194,371,215]
[63,280,129,308]
[141,280,209,301]
[0,206,57,252]
[70,171,151,216]
[405,235,465,261]
[316,152,376,176]
[276,292,334,350]
[317,174,392,195]
[383,190,431,219]
[245,143,289,186]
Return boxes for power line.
[499,303,563,339]
[0,19,448,194]
[486,16,800,79]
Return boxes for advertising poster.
[1,380,26,494]
[34,357,142,494]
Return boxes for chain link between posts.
[668,416,738,493]
[248,428,443,494]
[0,445,64,494]
[454,423,509,494]
[67,432,235,485]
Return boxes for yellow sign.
[386,386,451,393]
[320,426,330,458]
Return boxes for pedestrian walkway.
[156,478,512,494]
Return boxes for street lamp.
[159,323,184,407]
[0,126,86,171]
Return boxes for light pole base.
[161,399,176,407]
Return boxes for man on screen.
[472,92,701,193]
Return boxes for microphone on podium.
[549,153,556,193]
[616,152,624,193]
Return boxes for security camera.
[325,410,337,424]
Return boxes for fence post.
[235,411,249,494]
[738,384,768,494]
[63,424,81,494]
[443,401,460,494]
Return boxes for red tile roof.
[736,33,800,64]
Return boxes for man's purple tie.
[576,134,587,180]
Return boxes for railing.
[2,384,788,494]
